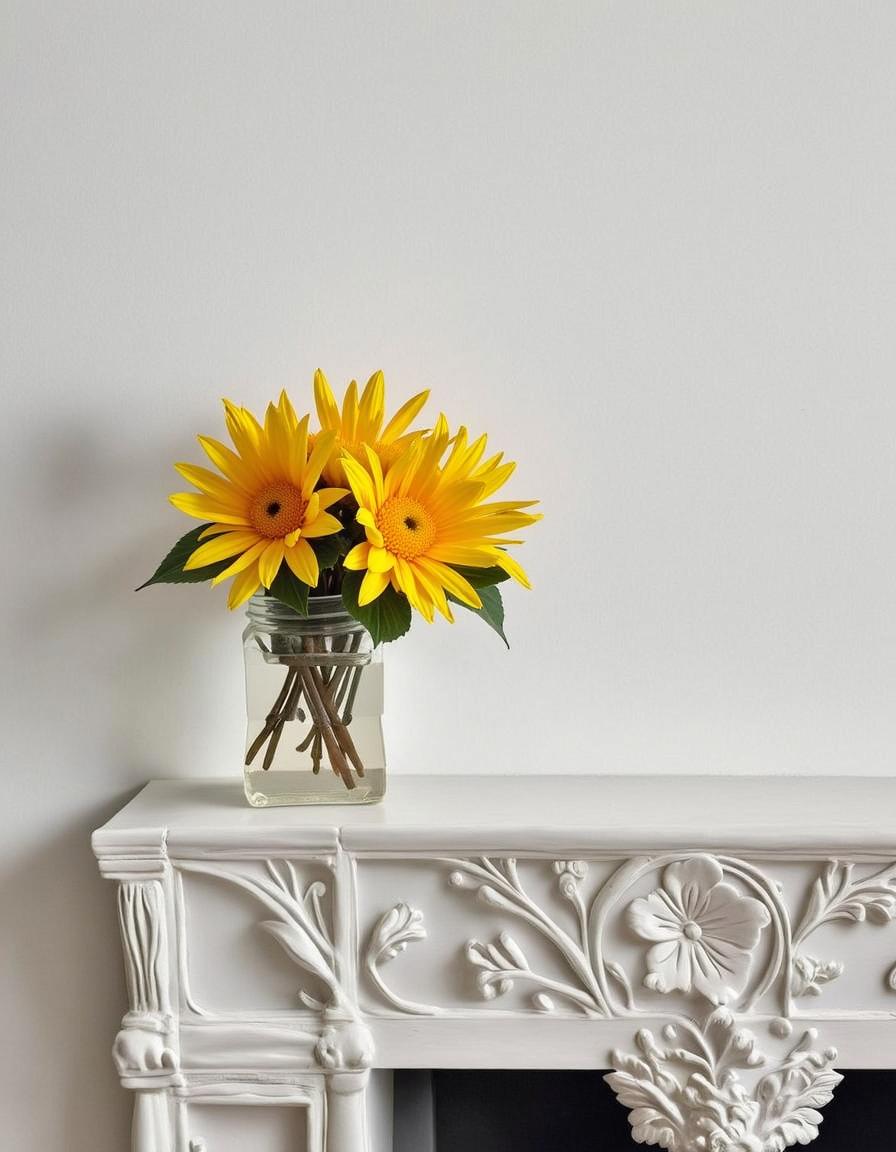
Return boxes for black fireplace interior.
[392,1069,894,1150]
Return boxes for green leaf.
[311,531,352,571]
[136,524,232,589]
[448,564,511,589]
[268,565,310,615]
[341,569,412,645]
[450,584,509,647]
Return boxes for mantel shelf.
[96,773,896,854]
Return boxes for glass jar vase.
[242,594,385,806]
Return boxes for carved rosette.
[626,856,770,1002]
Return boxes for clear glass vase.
[242,594,385,806]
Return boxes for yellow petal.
[478,461,516,498]
[368,546,395,573]
[286,413,310,488]
[343,542,371,571]
[380,389,430,443]
[184,531,261,570]
[257,539,285,588]
[198,522,235,539]
[358,568,391,606]
[284,537,319,587]
[384,436,423,497]
[313,369,340,430]
[304,491,320,524]
[494,550,532,588]
[357,369,385,442]
[427,543,500,566]
[412,560,453,621]
[212,538,269,585]
[300,511,344,538]
[223,399,263,462]
[227,562,262,609]
[198,436,257,493]
[392,556,433,621]
[316,487,349,509]
[363,444,385,506]
[170,492,250,526]
[342,379,360,443]
[264,400,290,477]
[302,430,338,497]
[417,557,481,609]
[278,388,299,431]
[174,463,246,510]
[342,454,377,511]
[356,509,385,548]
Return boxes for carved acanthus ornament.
[606,1011,842,1152]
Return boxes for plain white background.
[3,2,896,1146]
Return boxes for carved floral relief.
[626,855,770,1003]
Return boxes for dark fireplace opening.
[393,1069,895,1151]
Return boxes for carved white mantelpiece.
[93,774,896,1151]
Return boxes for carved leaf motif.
[605,1061,684,1148]
[259,920,338,997]
[606,1014,842,1152]
[364,903,443,1016]
[176,860,342,1011]
[790,955,843,998]
[754,1044,843,1152]
[444,856,609,1015]
[703,1008,765,1077]
[795,861,896,941]
[368,903,426,964]
[467,935,527,999]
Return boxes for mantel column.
[95,834,180,1152]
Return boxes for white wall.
[4,3,896,1146]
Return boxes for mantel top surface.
[94,774,896,854]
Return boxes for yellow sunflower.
[313,368,429,485]
[170,391,348,609]
[341,415,541,622]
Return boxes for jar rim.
[245,591,365,632]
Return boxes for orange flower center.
[376,496,436,559]
[250,482,307,538]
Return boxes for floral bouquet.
[140,370,540,805]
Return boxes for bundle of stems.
[245,630,367,790]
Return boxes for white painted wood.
[96,775,896,854]
[94,776,896,1151]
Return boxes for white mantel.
[93,775,896,1151]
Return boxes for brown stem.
[245,666,297,766]
[299,667,355,790]
[261,670,303,771]
[314,667,366,778]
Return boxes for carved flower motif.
[627,855,770,1003]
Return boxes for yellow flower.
[313,368,429,486]
[341,415,541,622]
[170,391,349,609]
